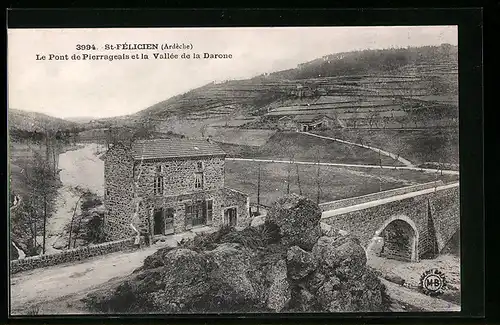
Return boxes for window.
[154,176,164,195]
[197,161,204,170]
[206,200,213,224]
[186,200,207,227]
[194,172,203,189]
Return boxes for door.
[153,208,164,235]
[191,200,207,227]
[165,208,174,234]
[225,207,237,227]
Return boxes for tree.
[257,162,262,215]
[313,147,323,204]
[368,111,379,129]
[68,188,86,249]
[20,150,58,255]
[200,123,209,138]
[295,162,302,196]
[378,149,383,192]
[33,152,58,254]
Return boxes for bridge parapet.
[319,181,444,212]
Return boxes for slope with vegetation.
[81,44,458,134]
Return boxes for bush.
[177,221,281,252]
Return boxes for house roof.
[293,114,333,123]
[131,138,226,160]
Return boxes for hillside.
[89,44,458,134]
[8,109,79,134]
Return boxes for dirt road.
[382,278,460,312]
[10,235,188,314]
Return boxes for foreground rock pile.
[83,194,388,313]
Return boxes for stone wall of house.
[221,187,251,228]
[135,156,225,198]
[104,143,136,241]
[277,118,297,131]
[137,186,250,236]
[10,238,135,274]
[131,156,226,236]
[140,190,224,235]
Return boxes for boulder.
[156,249,211,305]
[10,242,19,260]
[251,215,265,227]
[316,276,346,311]
[266,259,291,312]
[293,287,315,311]
[286,246,318,280]
[205,243,258,304]
[267,194,322,250]
[312,236,367,277]
[52,235,69,250]
[306,271,326,293]
[320,222,349,237]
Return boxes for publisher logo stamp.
[419,268,447,296]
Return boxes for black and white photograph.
[8,25,461,315]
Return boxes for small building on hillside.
[293,114,340,132]
[277,114,342,132]
[104,138,250,241]
[277,116,297,131]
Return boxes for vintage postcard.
[8,26,460,315]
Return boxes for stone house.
[293,114,340,132]
[277,114,342,132]
[104,138,250,241]
[277,116,297,131]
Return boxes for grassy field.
[224,160,458,207]
[206,127,276,146]
[218,131,402,166]
[313,129,459,165]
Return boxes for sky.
[8,26,457,119]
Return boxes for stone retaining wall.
[319,180,444,212]
[10,237,135,274]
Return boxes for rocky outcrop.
[267,194,322,250]
[83,194,388,313]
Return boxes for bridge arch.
[367,215,419,262]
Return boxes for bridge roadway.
[322,182,459,219]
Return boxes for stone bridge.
[321,181,460,262]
